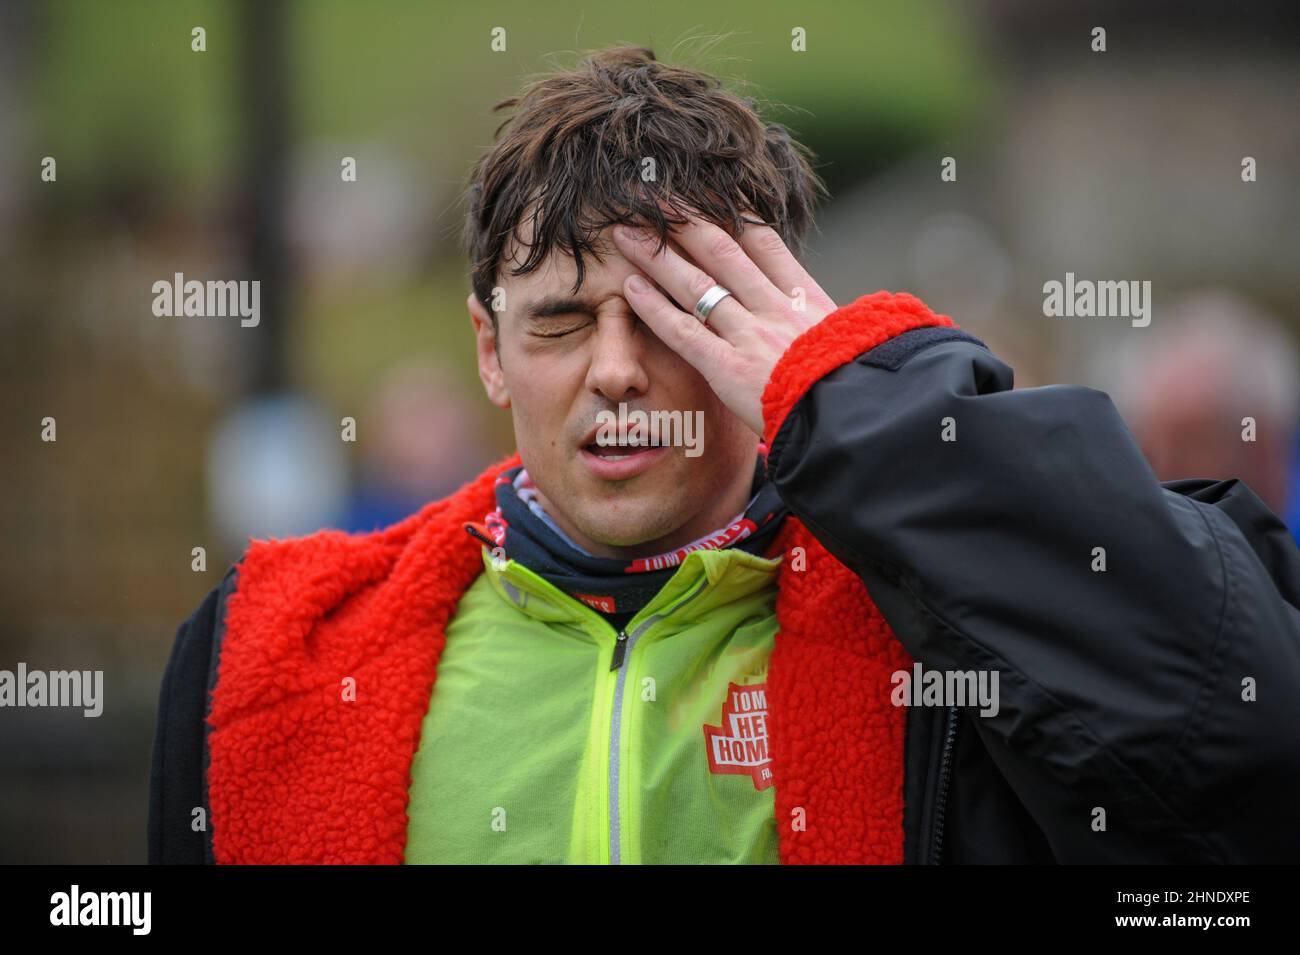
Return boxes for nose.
[585,309,650,404]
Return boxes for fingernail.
[626,275,649,293]
[616,224,645,243]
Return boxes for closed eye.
[528,314,593,338]
[531,323,588,339]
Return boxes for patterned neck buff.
[464,448,788,630]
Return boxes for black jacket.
[151,327,1300,864]
[766,326,1300,863]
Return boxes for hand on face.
[611,212,838,437]
[470,220,763,557]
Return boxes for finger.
[733,222,836,311]
[651,195,832,309]
[661,213,791,316]
[612,224,751,337]
[622,273,734,384]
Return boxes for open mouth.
[583,438,664,460]
[578,430,671,480]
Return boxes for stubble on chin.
[535,467,688,553]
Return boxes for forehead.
[501,216,620,293]
[500,212,694,303]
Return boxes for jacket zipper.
[607,624,643,865]
[604,577,710,864]
[928,705,959,864]
[610,630,629,670]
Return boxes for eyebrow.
[523,294,601,321]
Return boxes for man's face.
[467,221,758,558]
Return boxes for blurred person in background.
[1111,289,1299,531]
[341,361,495,532]
[150,45,1300,866]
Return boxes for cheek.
[510,381,558,436]
[641,331,708,386]
[636,345,741,439]
[500,355,578,448]
[671,359,727,412]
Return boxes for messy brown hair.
[462,44,828,320]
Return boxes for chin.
[576,505,683,551]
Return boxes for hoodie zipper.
[610,630,630,670]
[607,623,642,865]
[605,576,711,864]
[928,705,959,864]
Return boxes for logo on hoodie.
[704,681,773,790]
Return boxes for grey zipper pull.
[609,630,629,671]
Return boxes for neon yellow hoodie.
[404,544,782,863]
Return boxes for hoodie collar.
[478,544,782,634]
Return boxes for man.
[1110,289,1299,519]
[149,45,1300,864]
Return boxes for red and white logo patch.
[572,592,617,614]
[703,681,773,790]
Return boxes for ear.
[468,292,511,409]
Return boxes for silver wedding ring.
[693,283,732,324]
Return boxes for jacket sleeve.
[147,566,236,864]
[762,291,1300,863]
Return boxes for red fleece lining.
[209,292,950,864]
[209,451,519,864]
